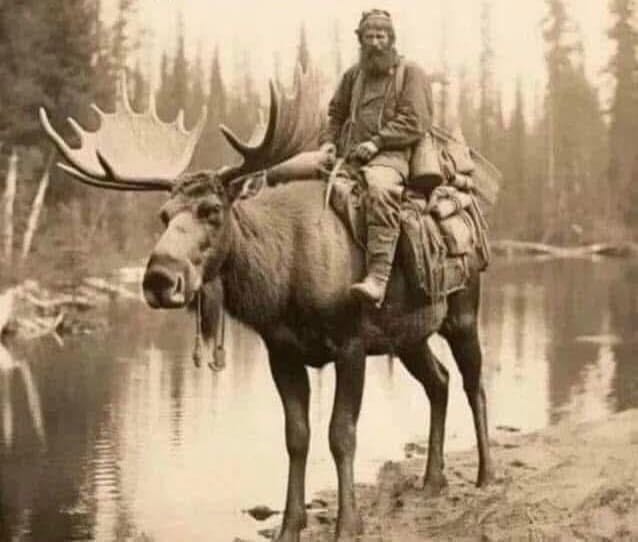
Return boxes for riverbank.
[298,409,638,541]
[0,273,140,341]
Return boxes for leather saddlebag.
[438,212,475,256]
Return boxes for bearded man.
[319,9,433,307]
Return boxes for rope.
[210,306,226,371]
[191,289,227,371]
[192,291,203,368]
[468,195,491,270]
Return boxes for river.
[0,257,636,541]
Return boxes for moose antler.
[218,65,323,183]
[39,72,207,191]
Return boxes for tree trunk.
[3,148,18,264]
[20,150,55,263]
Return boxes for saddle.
[330,176,490,303]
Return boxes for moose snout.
[143,254,196,309]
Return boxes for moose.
[40,71,495,542]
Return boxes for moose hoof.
[422,475,448,498]
[334,534,358,542]
[274,515,307,542]
[334,527,362,542]
[335,513,363,541]
[476,468,496,488]
[274,530,300,542]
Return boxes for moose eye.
[197,200,222,223]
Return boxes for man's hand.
[353,140,379,163]
[319,142,337,168]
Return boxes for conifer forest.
[0,0,637,284]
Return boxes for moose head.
[40,70,324,310]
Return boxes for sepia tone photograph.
[0,0,637,540]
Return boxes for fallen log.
[18,290,98,312]
[491,240,638,258]
[1,272,141,342]
[82,277,138,299]
[14,312,64,340]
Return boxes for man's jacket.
[320,58,433,179]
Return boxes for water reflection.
[0,343,46,450]
[610,264,638,411]
[486,282,550,432]
[0,258,636,541]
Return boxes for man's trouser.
[351,165,403,306]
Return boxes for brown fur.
[143,175,494,542]
[220,181,460,359]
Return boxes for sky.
[107,0,615,118]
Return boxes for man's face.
[361,28,391,52]
[359,27,394,75]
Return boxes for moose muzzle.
[143,253,201,309]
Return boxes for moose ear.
[225,172,268,204]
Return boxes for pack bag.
[409,131,446,193]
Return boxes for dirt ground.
[296,409,638,541]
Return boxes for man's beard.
[359,45,397,76]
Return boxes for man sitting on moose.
[319,9,433,307]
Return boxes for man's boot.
[350,225,400,307]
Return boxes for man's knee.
[364,166,403,192]
[362,166,403,226]
[363,167,404,208]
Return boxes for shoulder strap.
[350,67,364,123]
[376,60,406,130]
[394,60,406,97]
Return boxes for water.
[0,258,637,541]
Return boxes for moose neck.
[221,196,294,332]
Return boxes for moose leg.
[441,278,495,488]
[269,351,310,542]
[398,338,449,496]
[329,340,366,540]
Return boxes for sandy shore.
[297,409,638,541]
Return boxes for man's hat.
[356,9,395,41]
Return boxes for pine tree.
[0,2,49,145]
[510,80,527,201]
[92,0,115,113]
[89,0,139,113]
[155,51,172,121]
[494,79,528,237]
[273,50,284,90]
[438,0,450,130]
[130,61,148,112]
[296,23,310,73]
[607,0,638,230]
[242,50,261,140]
[491,88,507,185]
[171,14,189,121]
[0,0,103,264]
[478,0,496,157]
[456,66,479,147]
[208,46,228,128]
[111,0,137,74]
[192,46,228,169]
[0,1,96,166]
[542,0,607,242]
[187,46,206,130]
